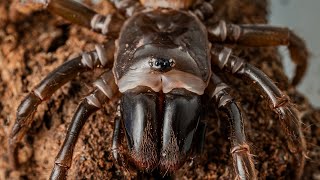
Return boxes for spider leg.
[25,0,124,35]
[9,43,114,168]
[208,21,309,86]
[207,73,256,180]
[211,46,306,179]
[50,70,119,179]
[109,0,143,17]
[111,105,121,163]
[191,1,214,21]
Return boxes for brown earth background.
[0,0,319,179]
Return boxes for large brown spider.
[8,0,308,179]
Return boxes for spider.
[8,0,308,179]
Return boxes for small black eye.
[149,57,175,72]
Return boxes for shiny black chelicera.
[9,0,308,179]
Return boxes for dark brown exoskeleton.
[9,0,308,179]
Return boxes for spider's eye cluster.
[149,57,175,71]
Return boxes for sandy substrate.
[0,0,319,179]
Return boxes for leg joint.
[231,144,250,154]
[54,162,69,168]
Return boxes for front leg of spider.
[207,73,256,180]
[211,46,306,179]
[50,71,118,179]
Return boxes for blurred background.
[270,0,320,107]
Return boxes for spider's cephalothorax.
[115,9,210,95]
[9,0,308,179]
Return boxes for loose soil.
[0,0,319,179]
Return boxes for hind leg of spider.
[208,21,309,85]
[211,46,306,179]
[50,71,118,179]
[8,44,113,169]
[24,0,124,35]
[207,73,256,180]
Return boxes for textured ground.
[0,0,319,179]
